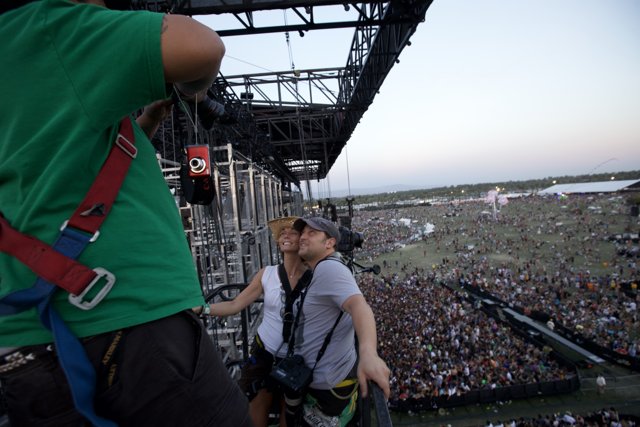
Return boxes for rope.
[345,145,352,197]
[283,10,295,71]
[225,54,274,73]
[172,87,199,146]
[282,10,313,203]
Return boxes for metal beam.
[140,0,434,184]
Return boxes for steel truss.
[138,0,433,183]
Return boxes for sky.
[197,1,640,196]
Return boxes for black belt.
[0,330,123,376]
[0,344,52,375]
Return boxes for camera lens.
[189,157,207,174]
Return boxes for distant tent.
[538,179,640,195]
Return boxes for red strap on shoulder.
[68,117,137,234]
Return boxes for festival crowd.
[346,193,638,407]
[359,269,574,406]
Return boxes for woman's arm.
[202,268,265,317]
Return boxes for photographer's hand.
[136,98,173,139]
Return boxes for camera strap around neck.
[285,257,344,370]
[278,264,312,343]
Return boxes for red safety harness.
[0,117,137,427]
[0,117,136,309]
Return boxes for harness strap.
[0,216,100,297]
[0,118,135,303]
[67,117,136,235]
[277,264,312,343]
[0,117,136,427]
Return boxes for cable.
[283,10,295,71]
[345,145,352,197]
[282,10,313,204]
[172,87,199,146]
[224,55,275,73]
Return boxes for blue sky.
[198,1,640,195]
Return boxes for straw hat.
[267,216,300,241]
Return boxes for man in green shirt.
[0,0,251,425]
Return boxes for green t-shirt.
[0,0,204,346]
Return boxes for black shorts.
[0,311,252,427]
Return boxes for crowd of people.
[343,192,638,408]
[358,269,574,407]
[449,195,636,357]
[484,407,637,426]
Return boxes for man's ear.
[326,237,336,250]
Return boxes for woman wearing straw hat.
[199,216,311,427]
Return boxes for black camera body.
[338,226,364,253]
[269,355,313,396]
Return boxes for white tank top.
[256,265,288,358]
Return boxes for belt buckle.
[68,267,116,310]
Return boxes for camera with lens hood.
[337,226,364,253]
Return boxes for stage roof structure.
[136,0,435,189]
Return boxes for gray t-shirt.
[291,254,361,389]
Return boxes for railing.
[203,283,258,367]
[360,382,393,427]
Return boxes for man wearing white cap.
[288,217,390,426]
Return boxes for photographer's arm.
[161,14,225,101]
[196,269,265,317]
[342,294,391,399]
[135,14,224,139]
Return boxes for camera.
[185,145,211,178]
[181,145,215,205]
[338,226,364,253]
[269,355,313,396]
[188,97,226,130]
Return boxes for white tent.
[538,179,640,195]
